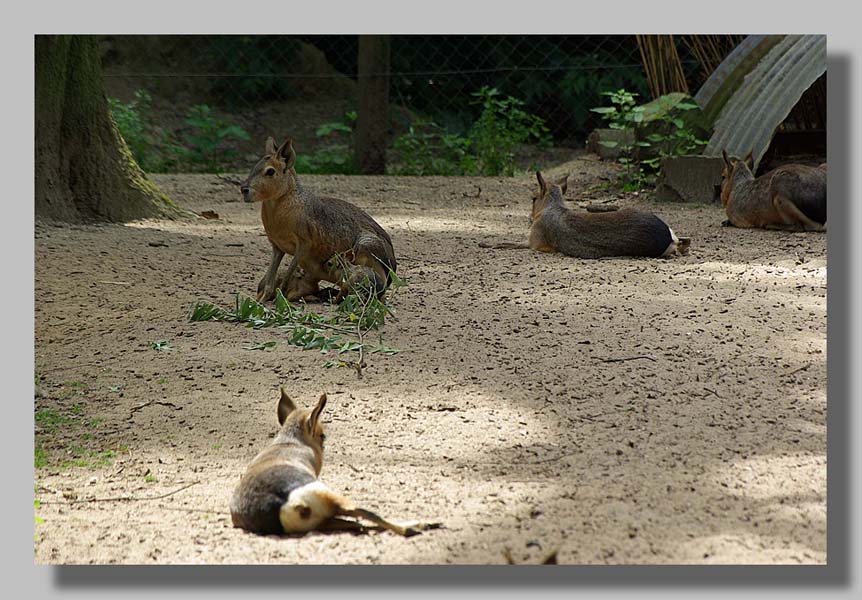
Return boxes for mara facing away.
[240,137,398,303]
[483,171,689,258]
[720,150,827,231]
[230,388,440,537]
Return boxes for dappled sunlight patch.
[674,260,826,285]
[123,220,252,237]
[677,533,825,564]
[715,453,826,501]
[387,214,522,236]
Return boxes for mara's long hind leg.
[316,485,441,537]
[316,517,372,534]
[772,193,826,232]
[336,506,441,537]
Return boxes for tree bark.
[35,35,180,223]
[355,35,390,175]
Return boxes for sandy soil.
[33,156,826,564]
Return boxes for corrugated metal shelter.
[701,34,826,171]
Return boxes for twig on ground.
[478,241,531,250]
[155,505,230,515]
[129,400,180,419]
[597,355,657,363]
[785,364,811,377]
[39,481,199,506]
[462,185,481,199]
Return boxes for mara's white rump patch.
[662,226,681,257]
[279,481,337,533]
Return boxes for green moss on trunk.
[35,35,183,223]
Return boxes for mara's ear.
[744,149,754,170]
[277,138,296,170]
[536,171,547,197]
[277,387,297,426]
[265,136,277,155]
[721,149,731,169]
[307,393,327,433]
[556,175,569,194]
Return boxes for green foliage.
[389,37,649,142]
[34,446,48,469]
[591,89,642,130]
[468,86,551,176]
[176,105,251,172]
[295,111,358,174]
[591,89,708,191]
[35,499,44,543]
[389,120,476,176]
[390,87,549,177]
[189,266,405,372]
[35,409,70,433]
[149,339,174,352]
[109,90,182,172]
[61,448,117,470]
[34,400,117,471]
[243,341,278,351]
[557,55,651,136]
[109,90,250,173]
[638,97,708,171]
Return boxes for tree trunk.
[35,35,180,223]
[355,35,390,175]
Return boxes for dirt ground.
[33,155,826,565]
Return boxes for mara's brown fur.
[230,388,440,537]
[720,150,827,231]
[523,172,689,258]
[241,137,397,302]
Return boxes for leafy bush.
[175,104,251,172]
[468,86,551,176]
[558,55,650,137]
[108,90,182,172]
[109,90,250,173]
[389,87,549,177]
[591,89,708,191]
[389,120,475,176]
[295,111,358,174]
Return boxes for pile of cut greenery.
[188,274,404,378]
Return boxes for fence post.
[355,35,390,174]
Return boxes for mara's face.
[302,410,326,457]
[276,390,327,472]
[240,138,296,202]
[530,187,543,224]
[531,183,563,223]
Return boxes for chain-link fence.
[100,35,711,172]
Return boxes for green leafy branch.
[188,270,405,376]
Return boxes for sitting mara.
[240,137,397,302]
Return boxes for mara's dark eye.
[319,433,326,443]
[264,167,276,177]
